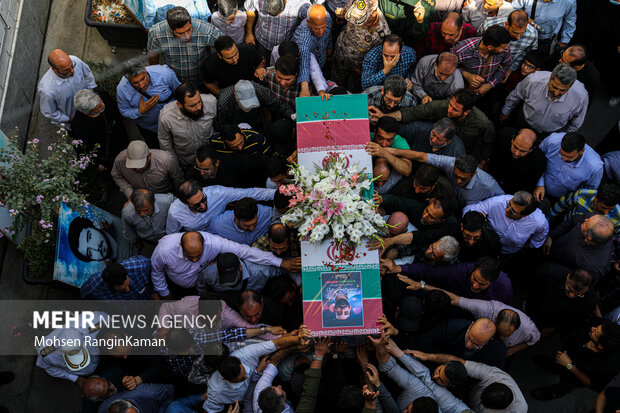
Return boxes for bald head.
[587,215,614,245]
[441,13,464,45]
[387,212,409,236]
[466,318,496,350]
[82,377,113,402]
[307,4,328,37]
[181,231,204,262]
[48,49,75,78]
[563,45,587,70]
[510,128,537,159]
[308,4,326,21]
[373,161,391,188]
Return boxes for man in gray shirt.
[401,278,540,356]
[411,53,464,104]
[381,147,504,206]
[412,352,528,413]
[500,63,588,135]
[122,189,174,251]
[158,82,217,170]
[112,140,184,199]
[400,117,466,158]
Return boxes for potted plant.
[0,128,97,278]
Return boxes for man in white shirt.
[37,49,96,128]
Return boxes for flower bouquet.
[279,152,388,246]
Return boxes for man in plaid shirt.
[451,25,512,95]
[481,10,538,77]
[263,55,305,109]
[292,5,332,93]
[550,183,620,234]
[80,256,152,300]
[361,34,417,89]
[244,0,311,60]
[147,6,222,84]
[165,327,248,380]
[415,12,478,58]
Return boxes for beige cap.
[126,140,149,169]
[58,328,91,372]
[345,0,378,25]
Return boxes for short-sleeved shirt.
[200,44,262,88]
[244,0,311,50]
[147,19,222,83]
[459,297,540,347]
[465,360,528,413]
[80,256,152,300]
[370,132,410,150]
[211,11,247,45]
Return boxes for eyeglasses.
[56,61,76,73]
[188,195,207,211]
[522,61,537,70]
[194,165,214,173]
[464,326,484,350]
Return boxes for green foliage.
[86,60,123,99]
[21,226,56,277]
[0,128,97,275]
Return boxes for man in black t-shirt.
[201,35,266,96]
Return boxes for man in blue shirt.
[197,252,285,293]
[116,59,181,148]
[207,197,273,245]
[166,180,276,233]
[534,132,604,207]
[292,4,332,97]
[80,256,152,300]
[361,34,417,89]
[512,0,576,54]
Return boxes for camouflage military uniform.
[379,0,435,43]
[331,10,391,89]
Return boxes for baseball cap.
[345,0,378,25]
[234,80,260,111]
[58,328,91,372]
[126,140,149,169]
[217,253,241,288]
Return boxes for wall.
[0,0,51,138]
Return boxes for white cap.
[58,328,91,372]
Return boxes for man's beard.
[182,107,204,121]
[381,100,397,113]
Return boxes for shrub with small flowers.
[0,127,97,275]
[279,153,388,246]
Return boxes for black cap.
[217,253,241,288]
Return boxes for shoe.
[609,96,620,108]
[0,407,7,413]
[0,371,14,385]
[532,385,570,401]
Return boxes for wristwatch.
[566,363,573,370]
[260,326,266,334]
[312,355,323,361]
[420,280,426,290]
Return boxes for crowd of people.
[31,0,620,412]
